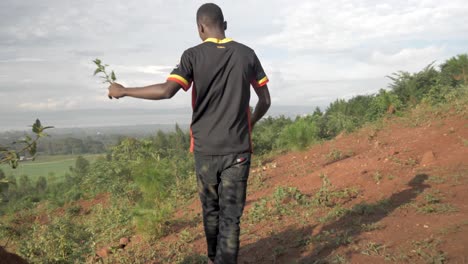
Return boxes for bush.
[275,117,320,150]
[252,116,293,155]
[19,216,95,263]
[366,89,403,120]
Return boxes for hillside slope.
[1,106,466,264]
[147,107,468,263]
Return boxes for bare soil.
[157,111,468,263]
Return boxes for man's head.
[196,3,227,41]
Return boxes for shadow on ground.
[0,246,28,264]
[237,174,429,264]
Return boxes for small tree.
[439,54,468,87]
[73,156,90,178]
[35,176,48,194]
[0,119,53,169]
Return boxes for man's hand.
[108,82,126,99]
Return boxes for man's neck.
[205,31,225,40]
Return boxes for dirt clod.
[421,151,436,166]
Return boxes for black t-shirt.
[168,38,269,155]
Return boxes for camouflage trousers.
[194,152,251,264]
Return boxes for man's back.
[107,4,271,263]
[169,38,268,154]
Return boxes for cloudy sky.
[1,0,467,130]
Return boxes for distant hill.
[0,105,319,132]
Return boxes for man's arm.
[251,84,271,129]
[108,81,182,100]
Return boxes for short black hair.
[196,3,224,28]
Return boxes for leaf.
[43,126,54,130]
[32,119,42,133]
[93,58,101,65]
[8,152,19,169]
[94,68,101,76]
[29,142,37,156]
[10,159,18,169]
[111,71,116,82]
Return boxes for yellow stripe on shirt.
[257,76,269,87]
[168,74,189,87]
[204,38,233,44]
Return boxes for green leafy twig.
[93,58,117,99]
[93,58,117,84]
[0,119,53,169]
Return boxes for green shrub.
[366,89,403,120]
[275,118,319,150]
[19,216,94,263]
[252,116,293,155]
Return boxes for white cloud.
[262,0,468,53]
[115,65,174,75]
[0,57,44,63]
[18,98,79,111]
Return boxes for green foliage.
[326,149,353,163]
[314,174,334,207]
[19,216,95,263]
[415,190,458,214]
[311,174,358,208]
[439,54,468,87]
[275,117,319,150]
[72,155,90,176]
[85,201,133,245]
[272,186,307,214]
[366,89,403,120]
[252,116,293,155]
[411,238,447,264]
[247,198,269,224]
[250,53,468,157]
[0,119,53,168]
[93,58,117,84]
[388,63,439,105]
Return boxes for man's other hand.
[108,82,126,99]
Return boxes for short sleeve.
[250,53,269,88]
[167,50,193,91]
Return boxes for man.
[108,3,271,263]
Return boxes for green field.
[0,154,103,182]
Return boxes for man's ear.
[223,21,227,31]
[198,23,204,33]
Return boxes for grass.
[326,149,353,164]
[410,238,447,264]
[361,242,387,256]
[312,174,360,208]
[246,185,309,224]
[415,190,458,214]
[0,154,102,181]
[438,221,468,235]
[311,228,353,247]
[318,206,349,223]
[373,171,383,184]
[427,176,446,184]
[360,223,385,232]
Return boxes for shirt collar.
[204,38,233,44]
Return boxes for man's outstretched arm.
[108,81,182,100]
[251,84,271,129]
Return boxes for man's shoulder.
[230,41,255,53]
